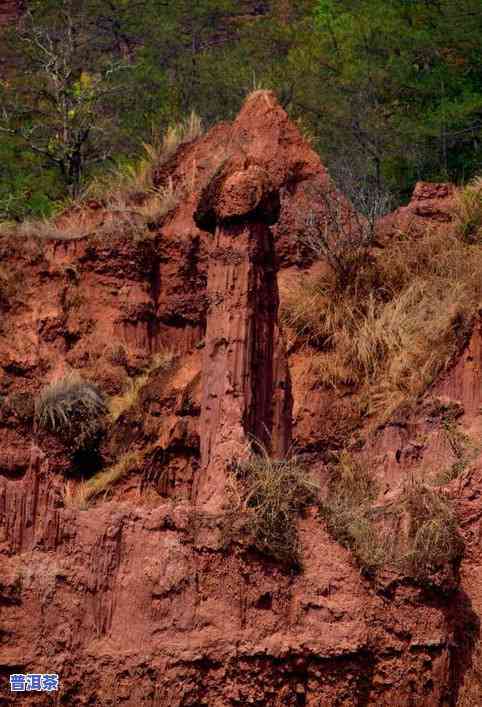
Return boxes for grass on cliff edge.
[0,112,203,241]
[64,450,143,509]
[321,451,464,581]
[224,447,319,568]
[281,187,482,422]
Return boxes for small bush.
[301,168,390,295]
[225,448,319,567]
[35,373,107,449]
[320,452,389,573]
[400,482,464,579]
[302,199,375,294]
[321,454,464,581]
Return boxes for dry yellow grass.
[64,450,143,509]
[109,349,176,422]
[224,442,319,567]
[152,111,203,162]
[0,217,88,241]
[88,111,202,208]
[322,454,463,579]
[281,223,482,422]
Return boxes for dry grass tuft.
[151,111,203,164]
[320,452,388,573]
[224,445,319,567]
[399,481,464,578]
[89,112,202,209]
[321,454,464,580]
[64,450,143,509]
[35,372,106,449]
[109,349,176,422]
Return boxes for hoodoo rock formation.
[1,92,482,704]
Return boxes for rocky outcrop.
[378,181,457,242]
[0,92,481,704]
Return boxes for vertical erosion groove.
[198,213,292,508]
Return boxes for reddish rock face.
[378,180,457,241]
[0,92,480,705]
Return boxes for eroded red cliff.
[0,92,481,705]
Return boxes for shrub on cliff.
[400,482,464,580]
[320,452,388,574]
[35,373,107,450]
[225,448,319,567]
[321,453,464,583]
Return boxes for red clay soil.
[0,92,481,705]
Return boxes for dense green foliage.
[1,0,481,218]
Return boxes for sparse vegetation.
[224,446,319,567]
[35,373,107,450]
[87,112,202,211]
[320,452,388,574]
[433,420,479,486]
[281,223,482,422]
[64,450,143,509]
[321,452,464,581]
[17,218,88,241]
[400,482,464,579]
[109,349,176,422]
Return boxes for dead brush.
[303,199,378,294]
[321,453,464,580]
[35,372,107,449]
[224,445,319,567]
[281,221,482,422]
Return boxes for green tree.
[291,0,482,198]
[0,0,132,198]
